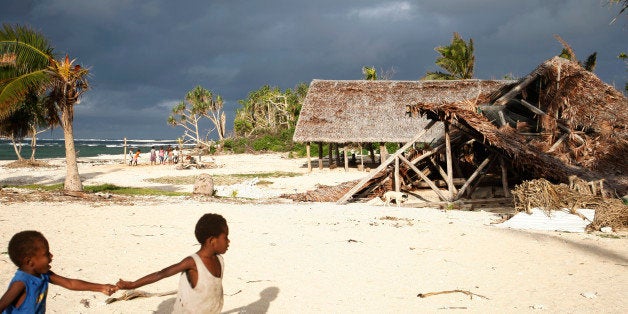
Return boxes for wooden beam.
[328,143,333,168]
[336,120,436,204]
[306,142,312,172]
[343,145,348,171]
[498,111,507,126]
[444,122,455,197]
[429,158,458,194]
[494,72,539,106]
[399,154,449,201]
[318,142,323,169]
[517,99,546,116]
[379,142,387,164]
[455,155,493,200]
[547,133,568,153]
[395,156,400,192]
[499,156,511,198]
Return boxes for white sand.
[0,153,626,313]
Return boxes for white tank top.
[173,253,224,314]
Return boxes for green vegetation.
[3,183,189,196]
[423,32,475,80]
[1,24,90,191]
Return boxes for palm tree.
[362,66,378,80]
[423,32,474,80]
[0,24,89,191]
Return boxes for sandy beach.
[0,153,626,313]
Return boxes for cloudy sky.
[2,0,626,140]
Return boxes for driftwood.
[105,290,177,304]
[417,289,489,300]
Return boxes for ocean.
[0,138,187,160]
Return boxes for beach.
[0,153,626,313]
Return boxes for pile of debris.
[512,177,627,231]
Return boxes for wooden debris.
[417,289,489,300]
[105,290,177,304]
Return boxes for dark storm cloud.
[2,0,625,139]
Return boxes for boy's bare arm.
[0,281,26,311]
[49,272,117,295]
[117,257,193,290]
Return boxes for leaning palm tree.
[0,24,89,191]
[423,32,474,80]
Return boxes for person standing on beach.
[150,146,157,165]
[0,231,117,313]
[117,213,229,314]
[128,149,134,166]
[159,147,165,165]
[133,149,141,166]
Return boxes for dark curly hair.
[194,213,227,244]
[8,230,47,267]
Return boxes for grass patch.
[5,183,188,197]
[147,171,301,186]
[3,183,64,191]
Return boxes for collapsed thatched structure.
[408,56,627,196]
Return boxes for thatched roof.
[409,57,628,195]
[293,79,514,143]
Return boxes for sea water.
[0,138,187,160]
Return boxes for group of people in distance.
[128,146,180,166]
[0,213,230,313]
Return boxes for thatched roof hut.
[293,79,515,144]
[409,57,627,195]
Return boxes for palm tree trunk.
[61,106,83,191]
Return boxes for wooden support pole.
[123,137,127,165]
[494,73,539,106]
[306,142,312,172]
[547,133,568,153]
[399,155,449,201]
[394,156,400,192]
[359,143,364,170]
[335,143,341,166]
[444,122,455,198]
[499,156,511,197]
[379,142,388,164]
[318,142,323,169]
[429,158,458,194]
[455,155,493,200]
[337,120,436,204]
[328,143,333,168]
[343,145,349,171]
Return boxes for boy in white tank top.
[117,214,229,313]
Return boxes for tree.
[0,24,89,191]
[0,90,51,160]
[362,66,377,80]
[168,85,226,148]
[234,83,307,137]
[423,32,474,80]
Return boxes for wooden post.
[123,137,127,165]
[444,122,455,198]
[369,143,375,163]
[359,143,364,170]
[343,145,349,171]
[318,142,323,169]
[335,144,341,166]
[455,155,493,200]
[328,143,333,168]
[399,155,448,201]
[306,142,312,172]
[394,156,400,192]
[500,156,510,197]
[379,142,387,164]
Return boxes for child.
[117,213,229,313]
[0,231,117,313]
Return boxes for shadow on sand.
[154,287,279,314]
